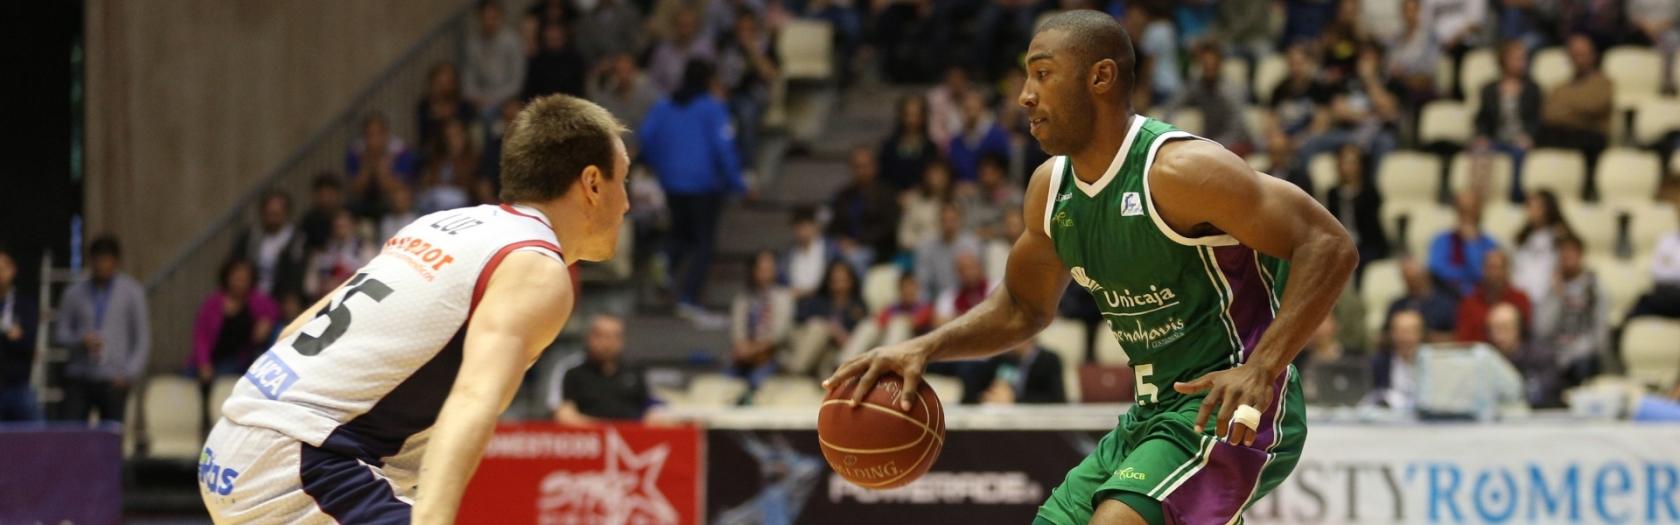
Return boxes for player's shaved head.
[1031,10,1135,99]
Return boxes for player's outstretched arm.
[823,159,1071,410]
[413,251,573,524]
[1149,139,1358,446]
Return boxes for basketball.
[817,374,945,489]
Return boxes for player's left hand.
[1174,365,1274,447]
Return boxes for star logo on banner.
[537,429,679,525]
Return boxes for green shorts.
[1034,369,1307,525]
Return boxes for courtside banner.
[705,429,1105,524]
[460,423,703,525]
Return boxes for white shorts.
[200,418,414,524]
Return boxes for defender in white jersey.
[201,95,630,524]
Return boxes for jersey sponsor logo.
[1070,267,1102,292]
[198,447,240,496]
[245,351,299,400]
[382,235,458,281]
[1057,192,1073,202]
[1111,317,1189,349]
[537,429,679,525]
[1114,466,1148,481]
[1120,192,1144,216]
[1052,210,1074,229]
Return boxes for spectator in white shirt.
[1628,227,1680,320]
[784,207,831,299]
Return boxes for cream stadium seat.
[1360,258,1405,335]
[1521,149,1588,201]
[752,376,826,407]
[1481,201,1526,247]
[777,20,834,81]
[1419,100,1473,145]
[1221,59,1251,99]
[1243,107,1269,146]
[1531,46,1573,92]
[1171,108,1204,136]
[1381,202,1455,258]
[1587,255,1651,321]
[1625,202,1680,257]
[1377,151,1442,206]
[1622,318,1680,391]
[1561,203,1617,257]
[984,241,1010,285]
[1309,152,1337,202]
[687,373,750,407]
[1633,98,1680,146]
[1246,153,1271,173]
[1254,54,1288,105]
[1604,47,1663,111]
[862,264,901,313]
[1038,317,1089,402]
[1094,330,1129,365]
[921,374,964,406]
[1458,48,1498,109]
[207,376,239,424]
[142,376,204,460]
[1448,152,1514,200]
[1595,148,1662,204]
[1435,56,1456,95]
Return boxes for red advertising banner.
[460,423,704,525]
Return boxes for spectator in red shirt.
[875,272,934,337]
[1456,250,1532,343]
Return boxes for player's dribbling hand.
[822,341,929,412]
[1173,365,1274,447]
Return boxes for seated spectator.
[1258,126,1314,196]
[731,251,796,387]
[1215,0,1278,62]
[1494,0,1550,50]
[1455,250,1532,343]
[1628,225,1680,320]
[926,67,972,155]
[1127,3,1183,109]
[1318,0,1369,78]
[1537,34,1612,176]
[574,0,645,64]
[521,22,587,101]
[1282,0,1338,47]
[229,189,307,298]
[378,184,417,242]
[1473,40,1540,201]
[789,261,869,376]
[1370,308,1427,411]
[553,314,658,424]
[55,235,148,424]
[416,62,478,149]
[955,154,1023,241]
[1270,44,1335,140]
[479,99,524,186]
[1299,313,1363,372]
[1180,42,1252,154]
[826,146,901,269]
[417,119,487,213]
[1423,0,1488,64]
[1385,0,1441,104]
[874,272,935,344]
[947,91,1012,183]
[464,0,527,116]
[898,162,953,253]
[915,203,982,301]
[1428,191,1500,298]
[718,8,779,168]
[876,0,946,84]
[1629,0,1679,73]
[301,173,349,250]
[1510,190,1572,301]
[1533,235,1606,397]
[647,8,717,94]
[784,207,832,298]
[0,247,40,422]
[191,259,278,383]
[1486,302,1557,407]
[879,95,940,191]
[305,211,376,300]
[1324,144,1389,277]
[1387,256,1460,341]
[345,113,418,219]
[935,250,992,325]
[586,53,661,150]
[968,343,1067,405]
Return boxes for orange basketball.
[817,374,945,489]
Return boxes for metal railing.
[142,6,471,373]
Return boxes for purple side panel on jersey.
[1159,439,1270,525]
[1211,245,1276,361]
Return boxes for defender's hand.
[1174,365,1274,447]
[822,340,931,412]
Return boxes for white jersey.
[222,203,563,469]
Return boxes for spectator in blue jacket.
[0,246,41,422]
[946,91,1011,183]
[638,60,744,327]
[1429,191,1500,298]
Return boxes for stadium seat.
[922,374,964,406]
[1448,152,1514,201]
[1246,153,1271,173]
[1435,56,1456,95]
[1481,202,1525,247]
[862,264,901,313]
[1458,48,1498,109]
[1419,100,1473,145]
[1037,317,1089,402]
[1254,54,1287,105]
[1595,148,1662,204]
[1624,202,1680,257]
[1604,46,1663,110]
[1094,328,1128,365]
[687,373,749,408]
[777,20,834,81]
[1561,203,1617,257]
[1376,151,1442,206]
[1308,153,1337,202]
[1521,149,1587,200]
[1221,59,1251,99]
[1381,202,1455,257]
[1360,258,1405,335]
[1171,108,1204,136]
[1621,318,1680,391]
[1587,255,1651,321]
[1633,98,1680,146]
[207,376,239,424]
[752,376,826,407]
[1531,46,1573,92]
[1243,107,1269,145]
[984,241,1010,285]
[142,376,203,460]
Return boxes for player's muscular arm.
[1151,139,1358,445]
[414,252,574,524]
[823,160,1071,410]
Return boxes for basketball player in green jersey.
[823,10,1357,525]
